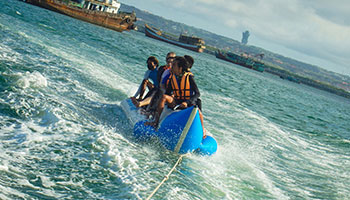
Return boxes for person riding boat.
[184,55,206,137]
[146,56,206,139]
[145,52,176,114]
[184,55,202,111]
[131,56,159,107]
[158,52,176,91]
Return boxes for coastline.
[134,28,350,99]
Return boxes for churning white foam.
[26,36,138,98]
[16,71,47,89]
[197,91,293,199]
[0,43,20,63]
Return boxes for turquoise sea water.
[1,1,350,199]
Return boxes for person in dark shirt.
[184,55,202,111]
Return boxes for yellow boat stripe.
[174,107,198,153]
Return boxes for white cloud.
[175,0,350,71]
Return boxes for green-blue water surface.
[0,1,349,199]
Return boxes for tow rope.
[145,154,186,200]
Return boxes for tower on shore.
[241,30,250,45]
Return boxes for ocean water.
[1,1,349,199]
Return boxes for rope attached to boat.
[145,154,186,200]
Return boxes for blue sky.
[120,0,350,76]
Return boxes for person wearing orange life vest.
[164,56,199,109]
[146,56,206,139]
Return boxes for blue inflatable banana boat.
[121,99,217,155]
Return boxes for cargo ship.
[145,24,205,53]
[24,0,136,32]
[216,51,265,72]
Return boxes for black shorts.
[144,87,158,99]
[174,98,202,111]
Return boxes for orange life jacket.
[170,72,193,100]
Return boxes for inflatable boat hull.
[121,99,217,155]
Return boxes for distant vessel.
[216,51,265,72]
[24,0,136,32]
[280,75,301,84]
[145,24,205,53]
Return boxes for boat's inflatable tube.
[121,99,217,155]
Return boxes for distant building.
[241,30,250,45]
